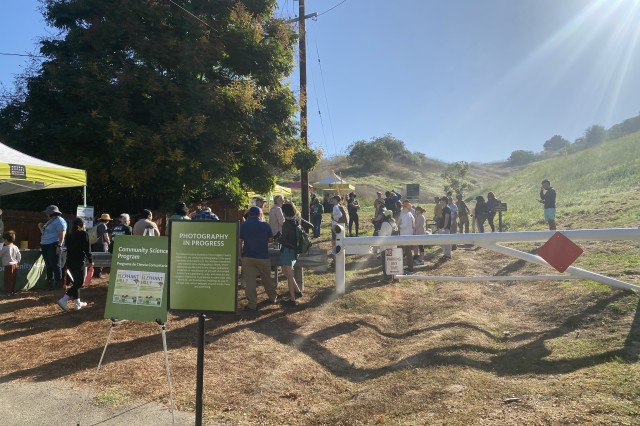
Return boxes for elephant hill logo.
[9,164,26,179]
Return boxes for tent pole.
[83,186,87,207]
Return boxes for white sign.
[385,248,404,275]
[76,206,94,228]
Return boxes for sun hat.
[99,213,112,221]
[382,209,393,218]
[44,205,61,216]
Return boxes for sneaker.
[243,306,258,313]
[414,260,424,265]
[57,299,69,312]
[74,301,88,310]
[281,299,296,307]
[294,291,303,299]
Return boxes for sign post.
[168,220,239,426]
[494,202,507,232]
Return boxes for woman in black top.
[57,217,93,312]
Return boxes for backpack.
[338,205,349,224]
[87,226,99,245]
[295,225,312,256]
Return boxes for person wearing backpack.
[279,203,304,307]
[91,213,111,278]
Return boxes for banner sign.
[406,184,420,203]
[104,235,169,322]
[76,206,95,228]
[385,248,404,275]
[9,164,26,179]
[168,221,238,313]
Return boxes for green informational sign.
[104,236,169,322]
[168,221,238,313]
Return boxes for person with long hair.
[57,217,93,312]
[486,192,498,232]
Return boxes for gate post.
[335,224,346,295]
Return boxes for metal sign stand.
[77,318,176,426]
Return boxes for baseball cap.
[248,206,261,216]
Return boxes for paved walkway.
[0,380,194,425]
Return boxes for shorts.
[280,246,297,266]
[544,208,556,222]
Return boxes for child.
[2,231,21,296]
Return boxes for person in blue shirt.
[239,206,278,311]
[39,205,67,289]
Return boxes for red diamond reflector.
[537,232,583,273]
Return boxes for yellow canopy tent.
[0,141,87,200]
[313,172,354,191]
[247,184,292,201]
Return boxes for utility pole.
[289,0,316,223]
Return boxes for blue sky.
[2,0,640,163]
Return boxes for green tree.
[441,161,472,196]
[584,125,607,147]
[506,150,536,166]
[0,0,298,209]
[347,139,389,169]
[543,135,570,151]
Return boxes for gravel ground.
[0,380,194,426]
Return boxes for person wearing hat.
[539,179,556,230]
[239,206,278,312]
[91,213,112,278]
[57,217,93,311]
[39,205,67,289]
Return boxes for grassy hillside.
[304,155,510,203]
[473,131,640,231]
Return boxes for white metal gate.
[333,225,640,295]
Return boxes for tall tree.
[506,150,536,166]
[584,125,607,147]
[441,161,472,196]
[0,0,298,208]
[543,135,570,151]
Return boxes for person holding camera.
[539,179,556,230]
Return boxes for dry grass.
[1,236,639,425]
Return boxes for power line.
[0,52,44,58]
[317,0,347,17]
[312,21,339,157]
[167,0,216,32]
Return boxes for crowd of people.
[4,179,557,308]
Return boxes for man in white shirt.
[398,200,416,272]
[330,195,343,247]
[268,195,285,242]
